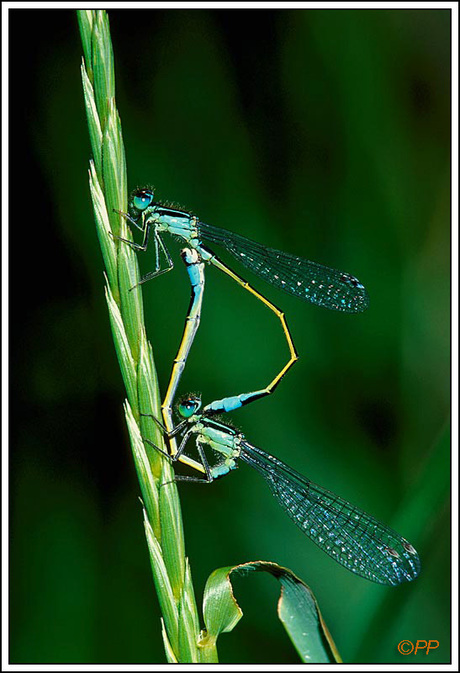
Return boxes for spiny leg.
[111,209,152,251]
[143,437,175,460]
[174,439,214,483]
[113,208,145,232]
[144,427,193,460]
[144,429,209,480]
[136,234,174,286]
[111,210,174,287]
[140,412,188,438]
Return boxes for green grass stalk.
[77,10,216,663]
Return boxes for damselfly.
[115,188,369,399]
[143,394,420,587]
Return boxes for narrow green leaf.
[159,466,186,602]
[124,401,160,535]
[81,63,103,174]
[176,559,202,662]
[114,106,128,205]
[91,11,115,129]
[108,101,127,210]
[76,10,93,70]
[105,283,138,409]
[102,112,124,235]
[183,558,200,636]
[118,238,144,361]
[143,511,179,653]
[202,567,244,644]
[137,330,163,479]
[178,586,200,663]
[276,571,342,663]
[88,162,117,293]
[161,619,178,663]
[202,561,341,663]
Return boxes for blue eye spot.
[132,190,154,211]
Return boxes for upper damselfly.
[117,188,369,314]
[115,189,369,402]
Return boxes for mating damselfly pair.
[115,188,420,586]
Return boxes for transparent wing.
[240,443,420,585]
[199,221,369,313]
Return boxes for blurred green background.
[10,8,450,665]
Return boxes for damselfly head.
[177,394,202,419]
[129,187,155,216]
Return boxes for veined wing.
[198,222,369,313]
[240,443,420,586]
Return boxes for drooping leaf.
[201,560,341,663]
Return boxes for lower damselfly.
[142,395,420,587]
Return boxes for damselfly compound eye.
[178,396,202,418]
[132,189,154,211]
